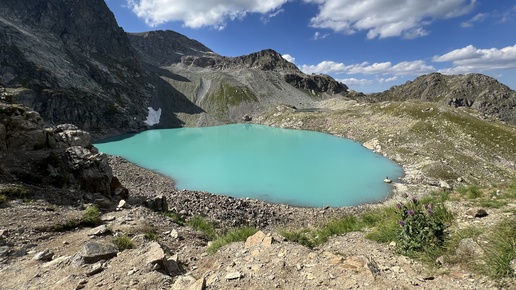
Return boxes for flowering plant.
[396,195,448,255]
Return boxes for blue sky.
[106,0,516,93]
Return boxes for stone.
[86,262,105,276]
[33,249,54,261]
[145,241,169,272]
[466,208,488,218]
[189,277,206,290]
[340,255,380,279]
[439,180,451,189]
[144,195,168,212]
[170,229,179,239]
[171,275,197,290]
[80,242,118,264]
[0,246,9,257]
[456,238,485,257]
[117,199,127,210]
[88,225,109,236]
[245,230,266,248]
[225,271,243,280]
[474,209,488,218]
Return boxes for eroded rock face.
[0,102,124,200]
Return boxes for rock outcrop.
[0,102,124,202]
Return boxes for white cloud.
[433,44,516,71]
[337,78,372,86]
[303,0,476,39]
[313,31,329,40]
[461,13,486,27]
[300,60,434,76]
[127,0,288,28]
[282,54,296,64]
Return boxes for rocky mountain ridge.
[362,73,516,125]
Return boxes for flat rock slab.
[81,241,118,264]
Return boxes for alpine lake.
[95,124,404,207]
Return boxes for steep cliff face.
[128,30,216,67]
[361,73,516,124]
[0,0,154,136]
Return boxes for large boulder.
[0,102,126,201]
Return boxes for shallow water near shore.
[95,124,403,207]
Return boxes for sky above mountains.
[106,0,516,93]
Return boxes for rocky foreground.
[1,102,516,289]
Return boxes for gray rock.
[88,225,109,236]
[225,271,243,280]
[0,246,9,257]
[33,249,54,261]
[86,262,105,276]
[456,238,485,257]
[144,195,168,212]
[80,242,118,264]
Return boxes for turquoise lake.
[95,124,404,207]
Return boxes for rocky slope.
[359,73,516,125]
[128,31,350,126]
[0,0,154,136]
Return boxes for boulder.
[33,249,54,261]
[144,195,168,212]
[80,241,118,264]
[456,238,485,258]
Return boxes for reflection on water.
[94,124,404,207]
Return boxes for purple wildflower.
[412,197,418,204]
[424,204,430,210]
[396,203,402,209]
[408,209,415,216]
[399,220,405,227]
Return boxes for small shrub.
[143,225,159,241]
[112,235,134,251]
[55,205,101,231]
[0,184,30,199]
[396,196,451,256]
[164,211,185,226]
[81,205,101,227]
[208,226,258,254]
[280,229,316,249]
[187,216,217,240]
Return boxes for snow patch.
[144,107,162,126]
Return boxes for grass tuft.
[208,226,258,254]
[187,216,217,241]
[480,218,516,279]
[112,235,134,251]
[164,211,186,226]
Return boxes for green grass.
[187,216,217,241]
[81,205,102,227]
[56,205,102,231]
[208,226,258,254]
[143,226,159,241]
[480,218,516,279]
[164,211,186,226]
[112,235,134,251]
[0,184,30,200]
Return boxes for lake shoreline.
[107,145,426,229]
